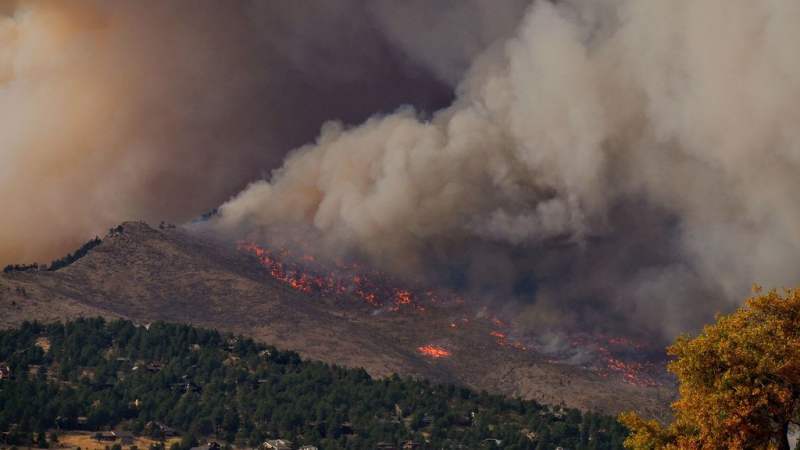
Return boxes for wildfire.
[238,241,441,311]
[394,290,412,304]
[490,331,506,339]
[491,317,507,327]
[488,330,527,351]
[556,334,661,388]
[238,241,660,386]
[417,345,451,358]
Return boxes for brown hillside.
[0,221,674,418]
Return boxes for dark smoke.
[217,0,800,341]
[8,0,798,342]
[1,0,527,264]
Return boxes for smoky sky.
[0,0,528,265]
[217,0,800,341]
[6,0,800,342]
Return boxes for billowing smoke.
[218,0,800,340]
[1,0,527,265]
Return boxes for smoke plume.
[218,0,800,339]
[2,0,527,265]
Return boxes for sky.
[4,0,800,340]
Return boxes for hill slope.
[0,222,673,418]
[0,319,630,449]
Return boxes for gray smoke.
[218,0,800,340]
[1,0,527,265]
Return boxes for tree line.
[0,319,628,449]
[3,237,102,273]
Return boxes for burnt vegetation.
[0,319,627,449]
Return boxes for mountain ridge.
[0,221,674,418]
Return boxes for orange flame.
[490,331,506,339]
[238,241,435,312]
[394,290,412,304]
[417,345,451,358]
[561,334,660,387]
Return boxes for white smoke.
[219,0,800,339]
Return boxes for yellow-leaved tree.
[621,287,800,450]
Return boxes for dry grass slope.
[0,221,673,418]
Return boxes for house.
[94,431,119,442]
[339,421,354,435]
[262,439,292,450]
[0,364,10,380]
[146,362,164,373]
[521,429,538,441]
[35,337,51,353]
[402,441,421,449]
[190,441,222,450]
[482,438,503,447]
[173,381,201,393]
[117,432,135,445]
[145,421,177,438]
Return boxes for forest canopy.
[0,318,627,450]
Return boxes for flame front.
[562,334,660,387]
[238,241,436,311]
[238,241,662,387]
[417,345,451,358]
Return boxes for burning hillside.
[0,221,673,416]
[238,241,451,312]
[532,333,664,388]
[417,345,451,359]
[238,239,666,388]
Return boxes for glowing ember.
[488,330,527,351]
[417,345,451,358]
[394,290,412,304]
[491,317,507,327]
[239,241,659,386]
[555,334,661,387]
